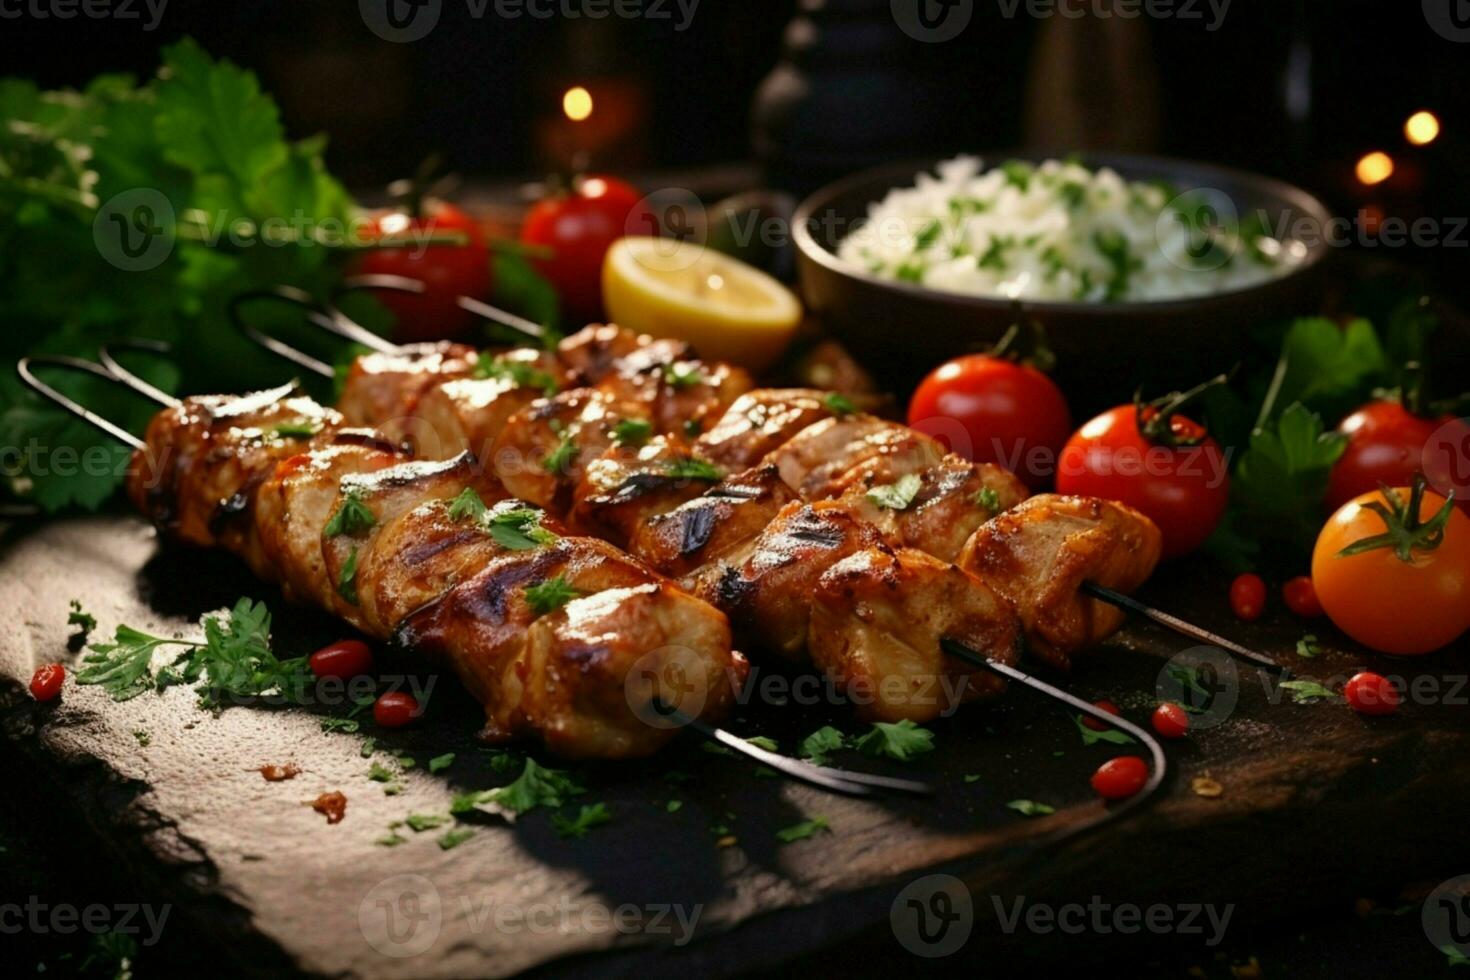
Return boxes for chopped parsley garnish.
[133,729,150,746]
[611,417,653,447]
[972,487,1001,514]
[798,726,846,765]
[894,260,925,283]
[914,219,942,251]
[1000,160,1033,192]
[541,423,579,475]
[1007,799,1055,817]
[865,473,922,511]
[323,489,376,537]
[1295,634,1322,658]
[745,735,779,752]
[1279,679,1341,704]
[486,508,558,550]
[272,419,321,439]
[454,758,584,816]
[428,752,455,774]
[474,356,560,396]
[662,361,707,389]
[552,803,612,839]
[977,234,1014,271]
[405,813,451,832]
[1058,180,1087,209]
[337,546,361,605]
[823,392,856,417]
[683,418,702,438]
[775,817,829,843]
[438,828,475,850]
[664,457,723,482]
[446,486,487,522]
[854,719,934,761]
[524,576,581,616]
[666,800,683,813]
[67,599,96,634]
[1093,228,1142,301]
[77,598,310,705]
[1073,714,1136,746]
[367,761,396,783]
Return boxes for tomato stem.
[1133,374,1229,448]
[1336,472,1456,562]
[989,303,1057,372]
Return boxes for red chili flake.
[259,764,300,782]
[311,791,348,824]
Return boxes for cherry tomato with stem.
[1281,576,1324,618]
[351,198,492,344]
[907,315,1071,490]
[1151,702,1190,739]
[521,175,653,323]
[1080,700,1120,732]
[1327,385,1470,515]
[1312,476,1470,654]
[1056,377,1230,559]
[1343,671,1400,716]
[1229,573,1266,622]
[309,640,374,681]
[1090,756,1149,801]
[29,663,64,702]
[373,691,421,728]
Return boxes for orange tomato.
[1311,485,1470,654]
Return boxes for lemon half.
[602,236,802,373]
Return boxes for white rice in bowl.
[837,156,1302,303]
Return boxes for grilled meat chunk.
[570,436,724,548]
[957,494,1162,670]
[627,465,798,579]
[809,548,1022,722]
[337,341,479,433]
[491,388,628,512]
[408,348,567,461]
[840,454,1029,561]
[556,324,649,384]
[696,388,835,471]
[764,415,946,501]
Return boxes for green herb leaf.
[337,547,361,605]
[428,752,455,774]
[474,355,560,396]
[745,735,778,752]
[461,758,585,817]
[865,473,922,511]
[1007,799,1055,817]
[272,419,321,440]
[367,761,396,783]
[611,417,653,447]
[823,392,857,417]
[798,725,846,765]
[446,486,487,523]
[541,426,579,475]
[666,800,683,813]
[405,813,451,832]
[67,599,96,633]
[78,625,195,701]
[551,803,612,839]
[524,576,581,616]
[438,828,475,850]
[854,719,934,761]
[1279,679,1342,704]
[972,487,1001,514]
[664,457,724,482]
[662,362,706,389]
[775,817,829,843]
[323,489,376,538]
[486,508,558,551]
[1295,634,1321,658]
[1073,714,1136,746]
[1232,403,1348,550]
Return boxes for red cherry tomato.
[1327,400,1470,513]
[521,176,652,323]
[309,640,374,681]
[1343,671,1400,716]
[1056,404,1228,559]
[351,200,492,344]
[373,691,421,728]
[1229,573,1266,622]
[1281,576,1323,618]
[29,663,65,702]
[1090,756,1149,800]
[907,354,1072,490]
[1151,702,1190,739]
[1080,700,1120,731]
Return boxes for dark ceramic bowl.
[793,153,1334,405]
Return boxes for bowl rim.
[792,150,1335,313]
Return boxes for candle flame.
[563,86,593,123]
[1355,151,1394,186]
[1405,110,1440,146]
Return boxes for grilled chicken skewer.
[220,324,1163,723]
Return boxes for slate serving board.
[3,514,1469,978]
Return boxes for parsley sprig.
[324,489,376,537]
[524,576,581,616]
[865,473,922,511]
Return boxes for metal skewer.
[1081,581,1288,676]
[16,352,931,799]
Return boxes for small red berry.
[1090,756,1149,800]
[1281,576,1324,618]
[373,691,421,728]
[309,640,374,680]
[29,663,65,702]
[1080,700,1121,731]
[1151,702,1190,739]
[1344,671,1399,716]
[1229,573,1266,621]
